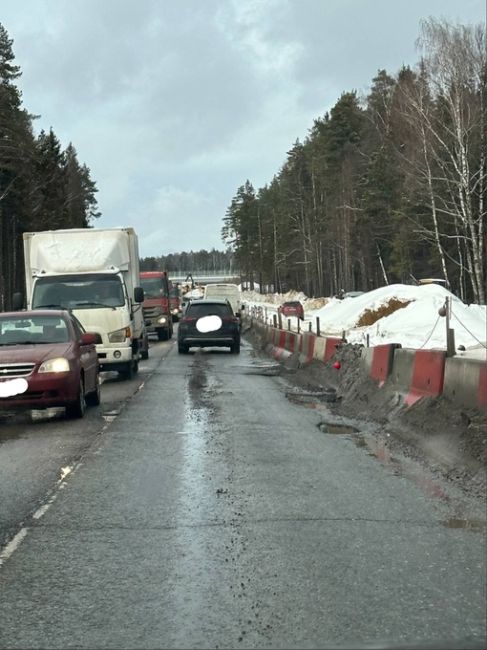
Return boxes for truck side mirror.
[12,292,23,311]
[134,287,144,303]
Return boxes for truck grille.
[0,363,35,378]
[143,306,162,318]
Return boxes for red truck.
[140,271,173,341]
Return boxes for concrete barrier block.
[405,349,446,406]
[361,347,374,373]
[299,333,316,365]
[324,337,342,362]
[388,348,415,394]
[478,364,487,409]
[313,336,326,362]
[371,344,400,387]
[286,332,298,354]
[444,357,485,410]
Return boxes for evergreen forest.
[222,19,486,304]
[0,24,99,310]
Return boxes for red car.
[278,301,305,320]
[0,310,100,418]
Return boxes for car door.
[71,316,98,392]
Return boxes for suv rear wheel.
[178,342,189,354]
[231,340,240,354]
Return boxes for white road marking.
[0,528,28,568]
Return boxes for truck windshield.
[32,274,125,310]
[140,277,168,298]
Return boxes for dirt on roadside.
[244,323,487,499]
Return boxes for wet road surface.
[0,337,485,648]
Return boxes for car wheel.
[86,372,101,406]
[66,377,86,418]
[140,348,149,360]
[178,342,188,354]
[231,340,240,354]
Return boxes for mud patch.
[318,422,359,435]
[238,363,282,377]
[286,387,337,405]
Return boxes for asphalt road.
[0,335,485,649]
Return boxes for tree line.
[140,249,236,275]
[0,24,99,310]
[222,19,486,304]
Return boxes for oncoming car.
[0,310,101,418]
[177,299,240,354]
[278,300,305,320]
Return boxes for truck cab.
[140,271,173,341]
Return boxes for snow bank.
[244,283,487,352]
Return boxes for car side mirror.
[134,287,144,303]
[81,332,101,345]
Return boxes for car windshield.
[187,303,231,318]
[0,315,69,345]
[141,277,168,298]
[32,274,125,309]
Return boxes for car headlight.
[108,326,131,342]
[39,357,70,373]
[157,316,167,325]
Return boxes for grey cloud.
[1,0,486,256]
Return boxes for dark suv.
[177,299,240,354]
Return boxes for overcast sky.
[1,0,485,258]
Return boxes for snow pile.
[244,282,486,352]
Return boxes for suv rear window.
[187,303,232,318]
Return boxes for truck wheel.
[66,377,86,418]
[157,329,168,341]
[119,361,134,380]
[141,347,149,360]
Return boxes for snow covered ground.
[242,283,487,356]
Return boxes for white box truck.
[21,227,148,379]
[203,283,243,318]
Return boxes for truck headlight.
[39,357,70,373]
[108,326,131,342]
[157,317,167,325]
